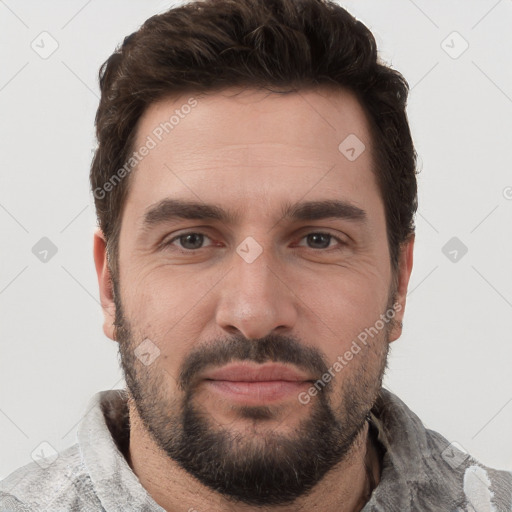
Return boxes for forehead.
[125,86,381,224]
[135,85,373,159]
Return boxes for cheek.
[120,267,215,366]
[302,265,391,359]
[123,264,196,321]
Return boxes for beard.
[113,286,391,506]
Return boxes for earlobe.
[388,235,414,343]
[93,228,117,341]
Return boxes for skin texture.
[94,86,414,512]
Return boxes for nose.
[215,242,299,340]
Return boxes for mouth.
[200,362,314,404]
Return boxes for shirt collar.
[77,389,164,512]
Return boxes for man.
[1,0,511,510]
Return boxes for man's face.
[97,87,411,505]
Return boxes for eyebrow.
[142,198,367,230]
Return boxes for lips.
[200,362,314,404]
[202,362,314,383]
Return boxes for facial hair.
[114,287,391,506]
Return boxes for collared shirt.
[1,388,511,511]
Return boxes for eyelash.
[163,231,347,254]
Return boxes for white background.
[1,0,511,481]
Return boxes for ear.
[388,234,414,343]
[93,228,117,341]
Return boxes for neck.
[126,402,380,512]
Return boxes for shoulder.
[0,443,102,511]
[369,388,512,511]
[424,426,512,510]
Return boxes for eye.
[161,230,347,254]
[164,232,214,252]
[296,232,346,250]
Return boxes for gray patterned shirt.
[1,388,511,511]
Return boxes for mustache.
[178,332,330,392]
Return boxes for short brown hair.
[90,0,417,281]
